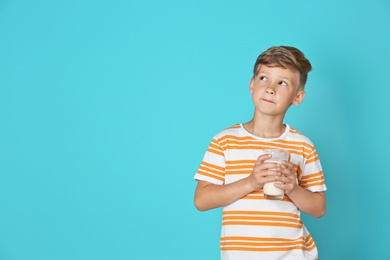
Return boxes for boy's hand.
[248,154,282,191]
[274,160,297,194]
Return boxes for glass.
[263,149,289,200]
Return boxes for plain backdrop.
[1,0,389,259]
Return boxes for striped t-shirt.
[194,124,327,260]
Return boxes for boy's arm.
[194,154,280,211]
[274,161,326,218]
[194,179,253,211]
[285,188,326,218]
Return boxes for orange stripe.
[226,159,257,165]
[218,145,313,159]
[218,135,314,147]
[223,216,301,225]
[201,161,224,170]
[199,165,224,175]
[221,246,304,252]
[207,148,224,156]
[225,170,252,175]
[223,214,300,221]
[223,210,299,218]
[242,192,293,202]
[306,153,319,164]
[296,165,303,180]
[301,177,324,186]
[219,134,309,145]
[198,162,225,180]
[302,181,325,189]
[289,128,301,134]
[304,236,316,251]
[197,171,224,181]
[221,221,302,228]
[304,180,325,186]
[226,164,255,169]
[300,171,325,188]
[209,141,221,149]
[221,240,304,247]
[222,236,303,242]
[301,171,323,180]
[220,235,310,252]
[242,195,292,203]
[228,124,241,129]
[220,144,312,152]
[207,146,224,156]
[214,135,316,161]
[219,134,314,145]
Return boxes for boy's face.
[249,65,305,117]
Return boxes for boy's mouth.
[261,98,275,103]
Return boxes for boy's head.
[253,46,312,89]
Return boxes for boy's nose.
[265,88,275,95]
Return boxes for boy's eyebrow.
[256,69,270,74]
[259,72,293,81]
[278,76,293,81]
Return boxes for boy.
[194,46,327,260]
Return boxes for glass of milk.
[263,149,289,200]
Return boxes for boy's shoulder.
[214,123,243,137]
[286,125,314,145]
[211,124,315,146]
[287,125,303,136]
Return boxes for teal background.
[1,0,389,259]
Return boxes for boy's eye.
[279,81,287,86]
[260,76,267,81]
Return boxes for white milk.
[263,160,284,200]
[263,149,289,200]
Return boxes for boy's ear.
[249,78,254,94]
[292,89,305,105]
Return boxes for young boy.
[194,46,327,260]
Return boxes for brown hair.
[253,46,312,88]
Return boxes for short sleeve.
[194,137,226,185]
[299,148,327,192]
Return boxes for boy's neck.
[243,117,286,138]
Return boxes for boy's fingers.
[255,154,271,165]
[282,161,294,171]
